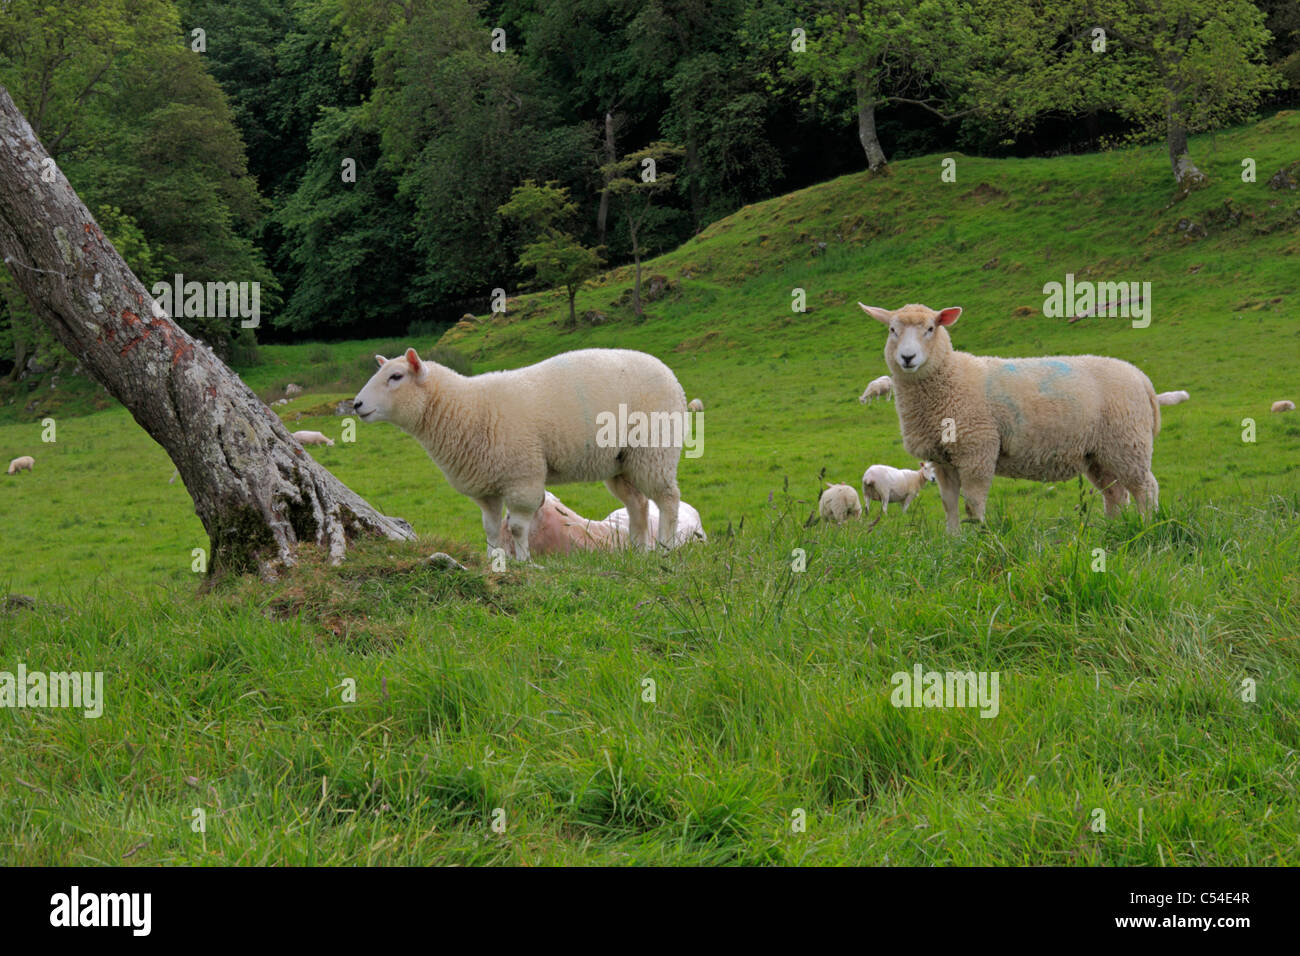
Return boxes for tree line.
[2,0,1296,373]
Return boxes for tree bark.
[855,73,888,171]
[0,86,413,578]
[596,111,615,248]
[1166,107,1207,192]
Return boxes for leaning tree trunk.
[0,86,413,578]
[854,72,888,171]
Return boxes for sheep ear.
[859,303,893,325]
[405,348,423,374]
[374,354,387,368]
[936,307,962,326]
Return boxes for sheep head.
[860,303,961,380]
[352,347,437,431]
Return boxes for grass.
[1,114,1298,864]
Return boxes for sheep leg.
[604,476,651,550]
[476,496,505,557]
[960,470,994,524]
[649,486,680,551]
[934,463,962,533]
[1084,461,1128,518]
[1127,471,1159,516]
[503,489,544,563]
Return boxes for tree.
[0,86,413,576]
[498,182,603,328]
[602,141,685,318]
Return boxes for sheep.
[285,384,303,397]
[1272,400,1295,413]
[859,375,893,403]
[353,347,688,563]
[497,493,706,557]
[688,398,704,413]
[862,461,936,514]
[293,430,335,446]
[1156,390,1190,406]
[818,483,862,523]
[860,302,1160,532]
[6,455,34,475]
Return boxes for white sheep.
[859,375,893,403]
[285,383,303,397]
[688,398,704,413]
[1272,400,1295,413]
[603,498,706,547]
[7,455,34,475]
[862,461,936,513]
[818,483,862,523]
[861,302,1160,531]
[353,347,688,562]
[1156,390,1190,406]
[293,430,335,446]
[497,493,706,557]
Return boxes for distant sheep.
[1156,390,1190,406]
[862,462,935,514]
[1272,400,1295,413]
[688,398,704,413]
[858,375,893,403]
[353,347,688,562]
[293,430,335,446]
[285,384,303,397]
[861,302,1160,531]
[818,483,862,523]
[7,455,34,475]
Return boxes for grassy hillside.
[1,115,1298,865]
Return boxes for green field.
[1,114,1298,864]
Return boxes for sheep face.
[921,461,937,482]
[352,348,432,430]
[860,303,961,379]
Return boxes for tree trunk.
[1167,107,1207,192]
[0,86,413,578]
[855,72,888,171]
[596,111,615,248]
[629,225,643,318]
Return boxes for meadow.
[0,114,1297,864]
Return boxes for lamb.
[861,302,1160,532]
[293,430,335,446]
[1156,390,1190,406]
[1272,400,1295,413]
[6,455,34,475]
[496,493,706,557]
[688,398,704,413]
[818,483,862,523]
[862,461,936,513]
[353,347,688,562]
[859,375,893,403]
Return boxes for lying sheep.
[1272,400,1295,413]
[818,483,862,523]
[1156,390,1190,406]
[862,461,935,513]
[859,375,893,403]
[497,493,706,557]
[353,347,687,562]
[861,302,1160,531]
[293,430,335,446]
[6,455,34,475]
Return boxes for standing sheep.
[1156,390,1190,406]
[1272,400,1295,413]
[860,302,1160,532]
[818,483,862,523]
[353,347,687,562]
[862,462,935,514]
[7,455,34,475]
[859,375,893,403]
